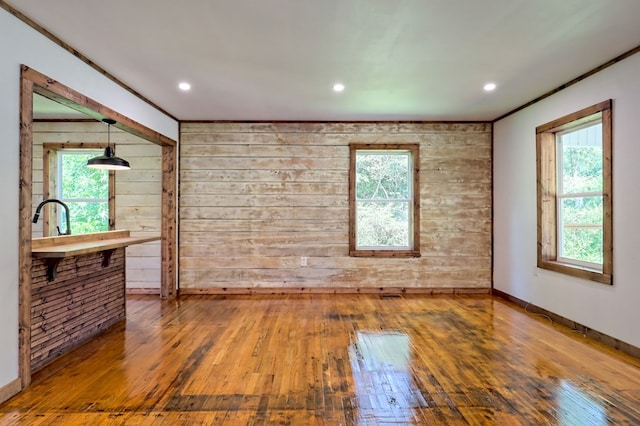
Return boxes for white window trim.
[355,150,413,250]
[555,123,604,272]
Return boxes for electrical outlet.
[300,257,308,267]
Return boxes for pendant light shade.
[87,119,131,170]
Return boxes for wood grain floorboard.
[1,294,640,425]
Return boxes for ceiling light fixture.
[333,83,345,92]
[87,119,131,170]
[179,82,191,91]
[484,82,497,92]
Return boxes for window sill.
[350,250,421,258]
[538,259,611,285]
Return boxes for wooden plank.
[179,182,348,195]
[180,121,491,134]
[125,244,161,257]
[116,195,162,207]
[180,169,348,183]
[179,206,346,221]
[179,244,347,258]
[180,144,347,158]
[181,231,346,246]
[115,181,163,195]
[179,255,489,270]
[32,228,130,249]
[179,194,347,208]
[179,219,347,233]
[178,268,491,286]
[126,268,161,283]
[181,130,492,147]
[32,235,160,258]
[180,156,349,170]
[126,288,160,295]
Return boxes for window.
[536,100,612,284]
[349,144,420,257]
[43,143,115,236]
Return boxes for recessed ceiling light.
[332,83,345,92]
[484,82,497,92]
[178,82,191,91]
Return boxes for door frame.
[19,65,178,387]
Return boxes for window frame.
[43,143,116,236]
[348,143,421,258]
[536,100,612,284]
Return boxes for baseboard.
[492,289,640,359]
[0,378,21,404]
[126,288,160,295]
[178,287,491,296]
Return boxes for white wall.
[494,52,640,348]
[0,8,178,390]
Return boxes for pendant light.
[87,118,131,170]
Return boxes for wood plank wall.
[179,122,492,291]
[30,248,126,371]
[32,122,162,291]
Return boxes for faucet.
[33,199,71,236]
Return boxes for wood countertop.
[32,230,160,258]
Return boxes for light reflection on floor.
[556,379,607,425]
[348,330,425,423]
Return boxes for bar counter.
[30,230,159,371]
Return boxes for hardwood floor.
[1,294,640,425]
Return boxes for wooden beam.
[161,145,177,298]
[19,70,33,389]
[602,107,613,277]
[21,66,176,147]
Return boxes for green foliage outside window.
[561,145,602,193]
[355,152,411,248]
[356,202,409,247]
[59,152,109,234]
[561,227,603,264]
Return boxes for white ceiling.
[11,0,640,121]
